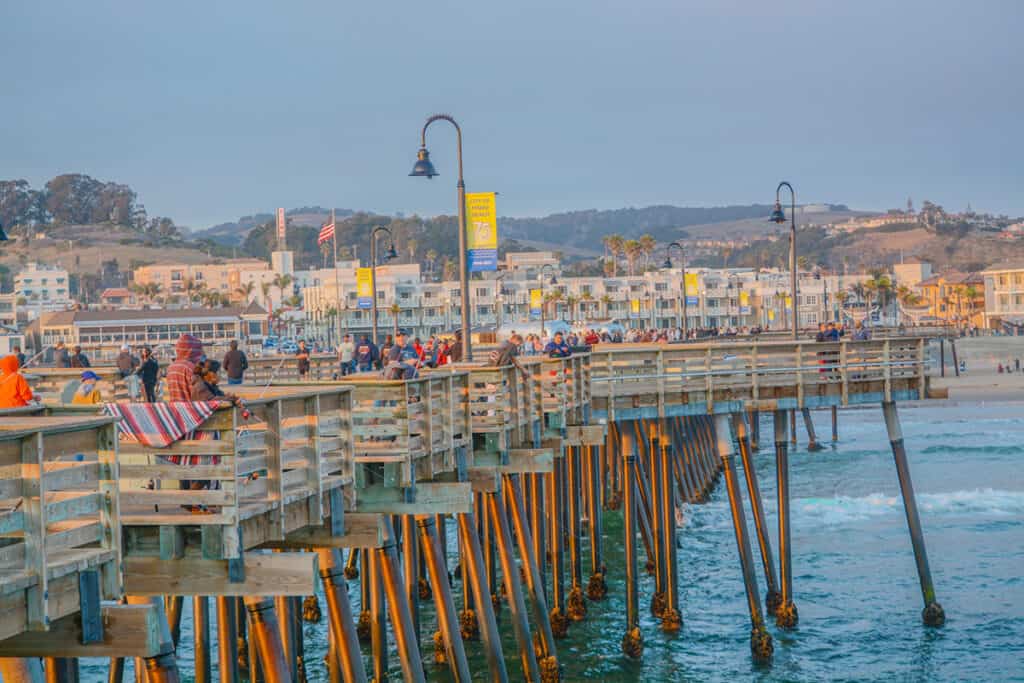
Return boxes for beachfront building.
[981,262,1024,331]
[299,256,873,340]
[916,271,986,328]
[28,303,270,352]
[14,262,71,315]
[0,293,17,330]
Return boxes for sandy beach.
[929,335,1024,402]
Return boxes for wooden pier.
[0,336,944,680]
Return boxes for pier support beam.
[584,445,607,600]
[734,413,781,615]
[194,597,212,683]
[378,521,426,683]
[318,550,367,683]
[713,414,773,663]
[244,597,293,683]
[547,461,568,638]
[658,427,681,633]
[881,401,945,627]
[621,450,643,659]
[773,410,798,628]
[801,408,822,451]
[487,490,542,683]
[457,512,509,682]
[565,446,586,622]
[505,475,559,680]
[831,405,839,442]
[417,518,471,682]
[217,597,240,683]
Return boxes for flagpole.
[332,209,342,349]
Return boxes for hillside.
[195,207,355,246]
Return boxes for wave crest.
[796,489,1024,524]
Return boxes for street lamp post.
[663,241,688,340]
[409,114,473,360]
[369,226,398,346]
[538,264,557,338]
[494,272,507,332]
[770,181,799,340]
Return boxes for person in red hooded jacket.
[0,354,35,408]
[167,334,204,402]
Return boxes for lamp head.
[662,256,673,270]
[549,275,558,285]
[408,147,438,178]
[769,200,786,224]
[0,222,7,241]
[385,244,399,261]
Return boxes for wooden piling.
[712,414,773,662]
[318,550,367,683]
[881,401,945,627]
[734,413,781,614]
[773,409,798,628]
[417,518,471,682]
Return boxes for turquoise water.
[92,402,1024,681]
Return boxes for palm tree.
[260,281,273,310]
[579,291,594,321]
[406,238,418,264]
[543,289,565,319]
[425,249,439,276]
[603,235,625,276]
[863,270,893,319]
[235,281,255,303]
[273,274,294,312]
[623,240,642,276]
[602,259,615,278]
[834,290,850,318]
[600,294,613,318]
[638,234,657,271]
[566,294,579,322]
[442,258,457,282]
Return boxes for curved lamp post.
[539,264,558,337]
[770,182,798,340]
[409,114,472,359]
[663,241,688,340]
[369,226,398,345]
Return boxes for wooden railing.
[0,416,122,641]
[588,338,927,418]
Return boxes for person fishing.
[0,354,36,408]
[544,330,573,358]
[71,370,103,405]
[70,345,91,368]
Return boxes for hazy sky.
[2,1,1022,228]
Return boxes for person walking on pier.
[222,340,248,385]
[355,334,378,373]
[338,333,355,376]
[167,334,203,402]
[54,340,70,368]
[296,339,311,379]
[136,346,160,402]
[116,344,139,379]
[70,345,91,368]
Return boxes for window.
[655,283,668,292]
[171,271,183,281]
[477,306,490,315]
[475,287,489,297]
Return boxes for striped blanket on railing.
[104,401,220,449]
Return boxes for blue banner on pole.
[468,249,498,272]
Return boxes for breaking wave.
[796,489,1024,525]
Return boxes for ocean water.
[90,401,1024,682]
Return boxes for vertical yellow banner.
[357,267,373,309]
[530,289,542,310]
[684,272,698,295]
[466,192,498,271]
[739,291,750,306]
[631,299,641,314]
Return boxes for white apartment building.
[981,261,1024,329]
[14,263,71,315]
[300,255,872,341]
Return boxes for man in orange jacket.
[0,354,35,408]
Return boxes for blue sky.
[2,1,1021,228]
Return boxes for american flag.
[317,221,335,246]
